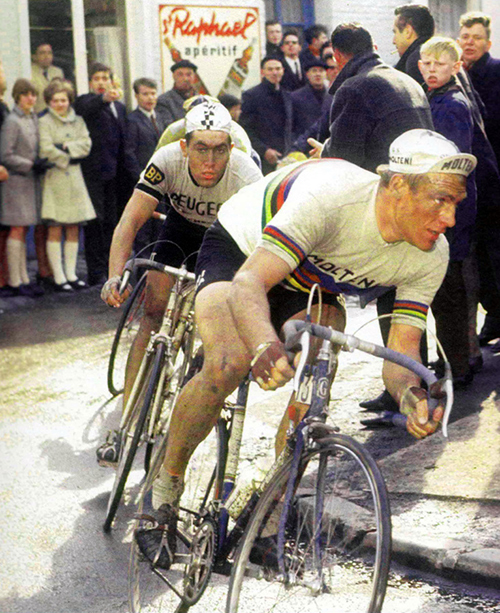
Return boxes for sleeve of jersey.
[258,188,326,270]
[135,149,169,201]
[392,239,449,331]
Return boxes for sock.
[6,238,22,287]
[18,239,30,285]
[63,240,79,282]
[46,241,67,285]
[152,466,184,510]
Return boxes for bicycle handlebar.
[119,257,196,294]
[282,319,453,438]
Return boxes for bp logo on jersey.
[144,163,165,185]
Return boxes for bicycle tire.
[103,342,166,532]
[128,409,226,612]
[226,432,391,613]
[107,273,147,396]
[143,317,199,474]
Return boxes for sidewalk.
[380,392,500,586]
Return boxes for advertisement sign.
[159,4,262,98]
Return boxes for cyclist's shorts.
[195,220,345,334]
[152,207,206,272]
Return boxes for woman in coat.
[0,78,48,297]
[39,79,95,291]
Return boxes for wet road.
[0,287,499,612]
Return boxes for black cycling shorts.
[195,220,344,334]
[152,207,206,272]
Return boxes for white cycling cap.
[377,129,476,177]
[185,101,232,135]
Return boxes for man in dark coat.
[392,4,435,85]
[240,56,293,175]
[280,29,306,92]
[265,20,284,58]
[291,58,331,140]
[458,11,500,345]
[156,60,197,128]
[75,62,134,286]
[126,77,167,257]
[322,24,433,173]
[321,23,434,418]
[300,25,329,67]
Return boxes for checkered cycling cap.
[377,129,476,177]
[184,101,232,135]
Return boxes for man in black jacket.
[458,11,500,346]
[392,4,435,85]
[322,23,433,172]
[75,62,134,286]
[240,56,293,175]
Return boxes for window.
[265,0,314,28]
[428,0,467,38]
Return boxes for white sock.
[18,239,30,285]
[46,241,67,285]
[152,465,184,510]
[6,238,22,287]
[63,240,79,282]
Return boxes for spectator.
[218,94,242,122]
[322,23,433,171]
[291,59,332,139]
[265,20,284,58]
[239,56,293,175]
[0,59,10,296]
[39,79,95,292]
[300,24,330,65]
[418,36,476,386]
[126,77,166,258]
[457,11,500,347]
[320,23,434,417]
[156,60,198,127]
[75,62,133,287]
[31,43,64,115]
[0,78,49,297]
[290,51,339,156]
[280,28,306,92]
[392,5,435,85]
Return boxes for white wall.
[480,0,500,52]
[314,0,405,64]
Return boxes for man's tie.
[151,114,160,136]
[294,61,301,79]
[43,69,49,80]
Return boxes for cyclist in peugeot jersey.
[133,129,476,570]
[97,101,262,464]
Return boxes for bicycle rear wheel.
[129,412,226,612]
[107,273,147,396]
[226,432,391,613]
[103,342,166,532]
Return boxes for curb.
[391,532,500,587]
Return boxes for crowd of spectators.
[0,6,499,396]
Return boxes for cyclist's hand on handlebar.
[251,341,295,391]
[400,385,445,439]
[101,275,131,307]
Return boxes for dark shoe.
[28,283,45,297]
[87,274,107,287]
[478,316,500,346]
[36,274,55,290]
[96,430,121,467]
[54,282,74,293]
[360,411,407,429]
[0,286,16,298]
[469,355,483,374]
[453,371,473,390]
[359,389,399,413]
[135,503,178,570]
[10,284,35,298]
[69,278,88,290]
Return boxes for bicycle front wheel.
[103,342,166,532]
[107,273,147,396]
[226,433,391,613]
[129,413,226,612]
